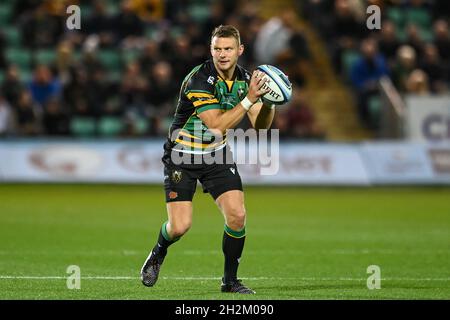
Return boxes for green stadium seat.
[342,50,360,79]
[79,5,93,20]
[106,2,120,15]
[98,116,123,137]
[145,26,157,40]
[161,117,172,133]
[122,49,141,64]
[420,28,434,43]
[70,117,96,137]
[20,69,33,84]
[5,48,32,69]
[34,49,57,66]
[188,4,210,23]
[97,50,122,71]
[133,117,149,135]
[108,70,122,83]
[386,7,405,31]
[368,95,382,124]
[0,3,13,27]
[4,27,21,47]
[405,8,431,30]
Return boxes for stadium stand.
[1,0,449,140]
[299,0,450,132]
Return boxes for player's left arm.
[247,101,275,130]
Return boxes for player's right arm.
[198,71,269,135]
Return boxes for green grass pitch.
[0,184,449,299]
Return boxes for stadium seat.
[106,2,120,15]
[342,50,360,79]
[0,3,13,27]
[405,8,431,30]
[386,7,405,31]
[5,48,32,70]
[145,26,157,40]
[368,95,382,124]
[108,70,122,83]
[98,116,124,137]
[188,3,210,23]
[133,117,150,135]
[34,49,57,66]
[70,117,96,137]
[4,27,21,47]
[97,50,122,71]
[122,49,141,64]
[161,117,172,133]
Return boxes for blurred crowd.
[301,0,450,129]
[0,0,318,139]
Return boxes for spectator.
[273,109,290,139]
[254,9,298,65]
[405,69,430,95]
[0,93,13,136]
[42,97,70,136]
[405,24,425,58]
[120,61,149,117]
[147,61,178,135]
[324,0,366,75]
[0,32,6,70]
[350,38,389,128]
[168,35,197,81]
[14,90,41,135]
[56,40,76,84]
[139,40,161,75]
[20,4,64,49]
[147,61,177,113]
[113,0,145,46]
[285,89,324,140]
[85,68,119,117]
[63,66,89,115]
[129,0,165,24]
[433,19,450,62]
[1,65,24,107]
[83,0,115,48]
[377,20,401,68]
[28,65,62,108]
[391,45,417,93]
[419,43,449,93]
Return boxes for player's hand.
[247,70,271,104]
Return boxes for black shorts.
[162,140,243,202]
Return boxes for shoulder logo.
[230,167,236,175]
[207,76,215,85]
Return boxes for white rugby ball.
[257,64,292,105]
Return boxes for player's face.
[210,36,243,75]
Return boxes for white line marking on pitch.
[0,276,449,281]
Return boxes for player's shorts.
[162,139,243,202]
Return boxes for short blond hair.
[211,25,241,45]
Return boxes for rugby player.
[141,25,275,294]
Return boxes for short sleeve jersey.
[168,60,251,153]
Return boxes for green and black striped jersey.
[168,60,251,154]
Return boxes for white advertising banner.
[0,140,370,185]
[0,140,449,185]
[361,143,434,183]
[0,141,165,183]
[234,143,370,185]
[406,95,450,142]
